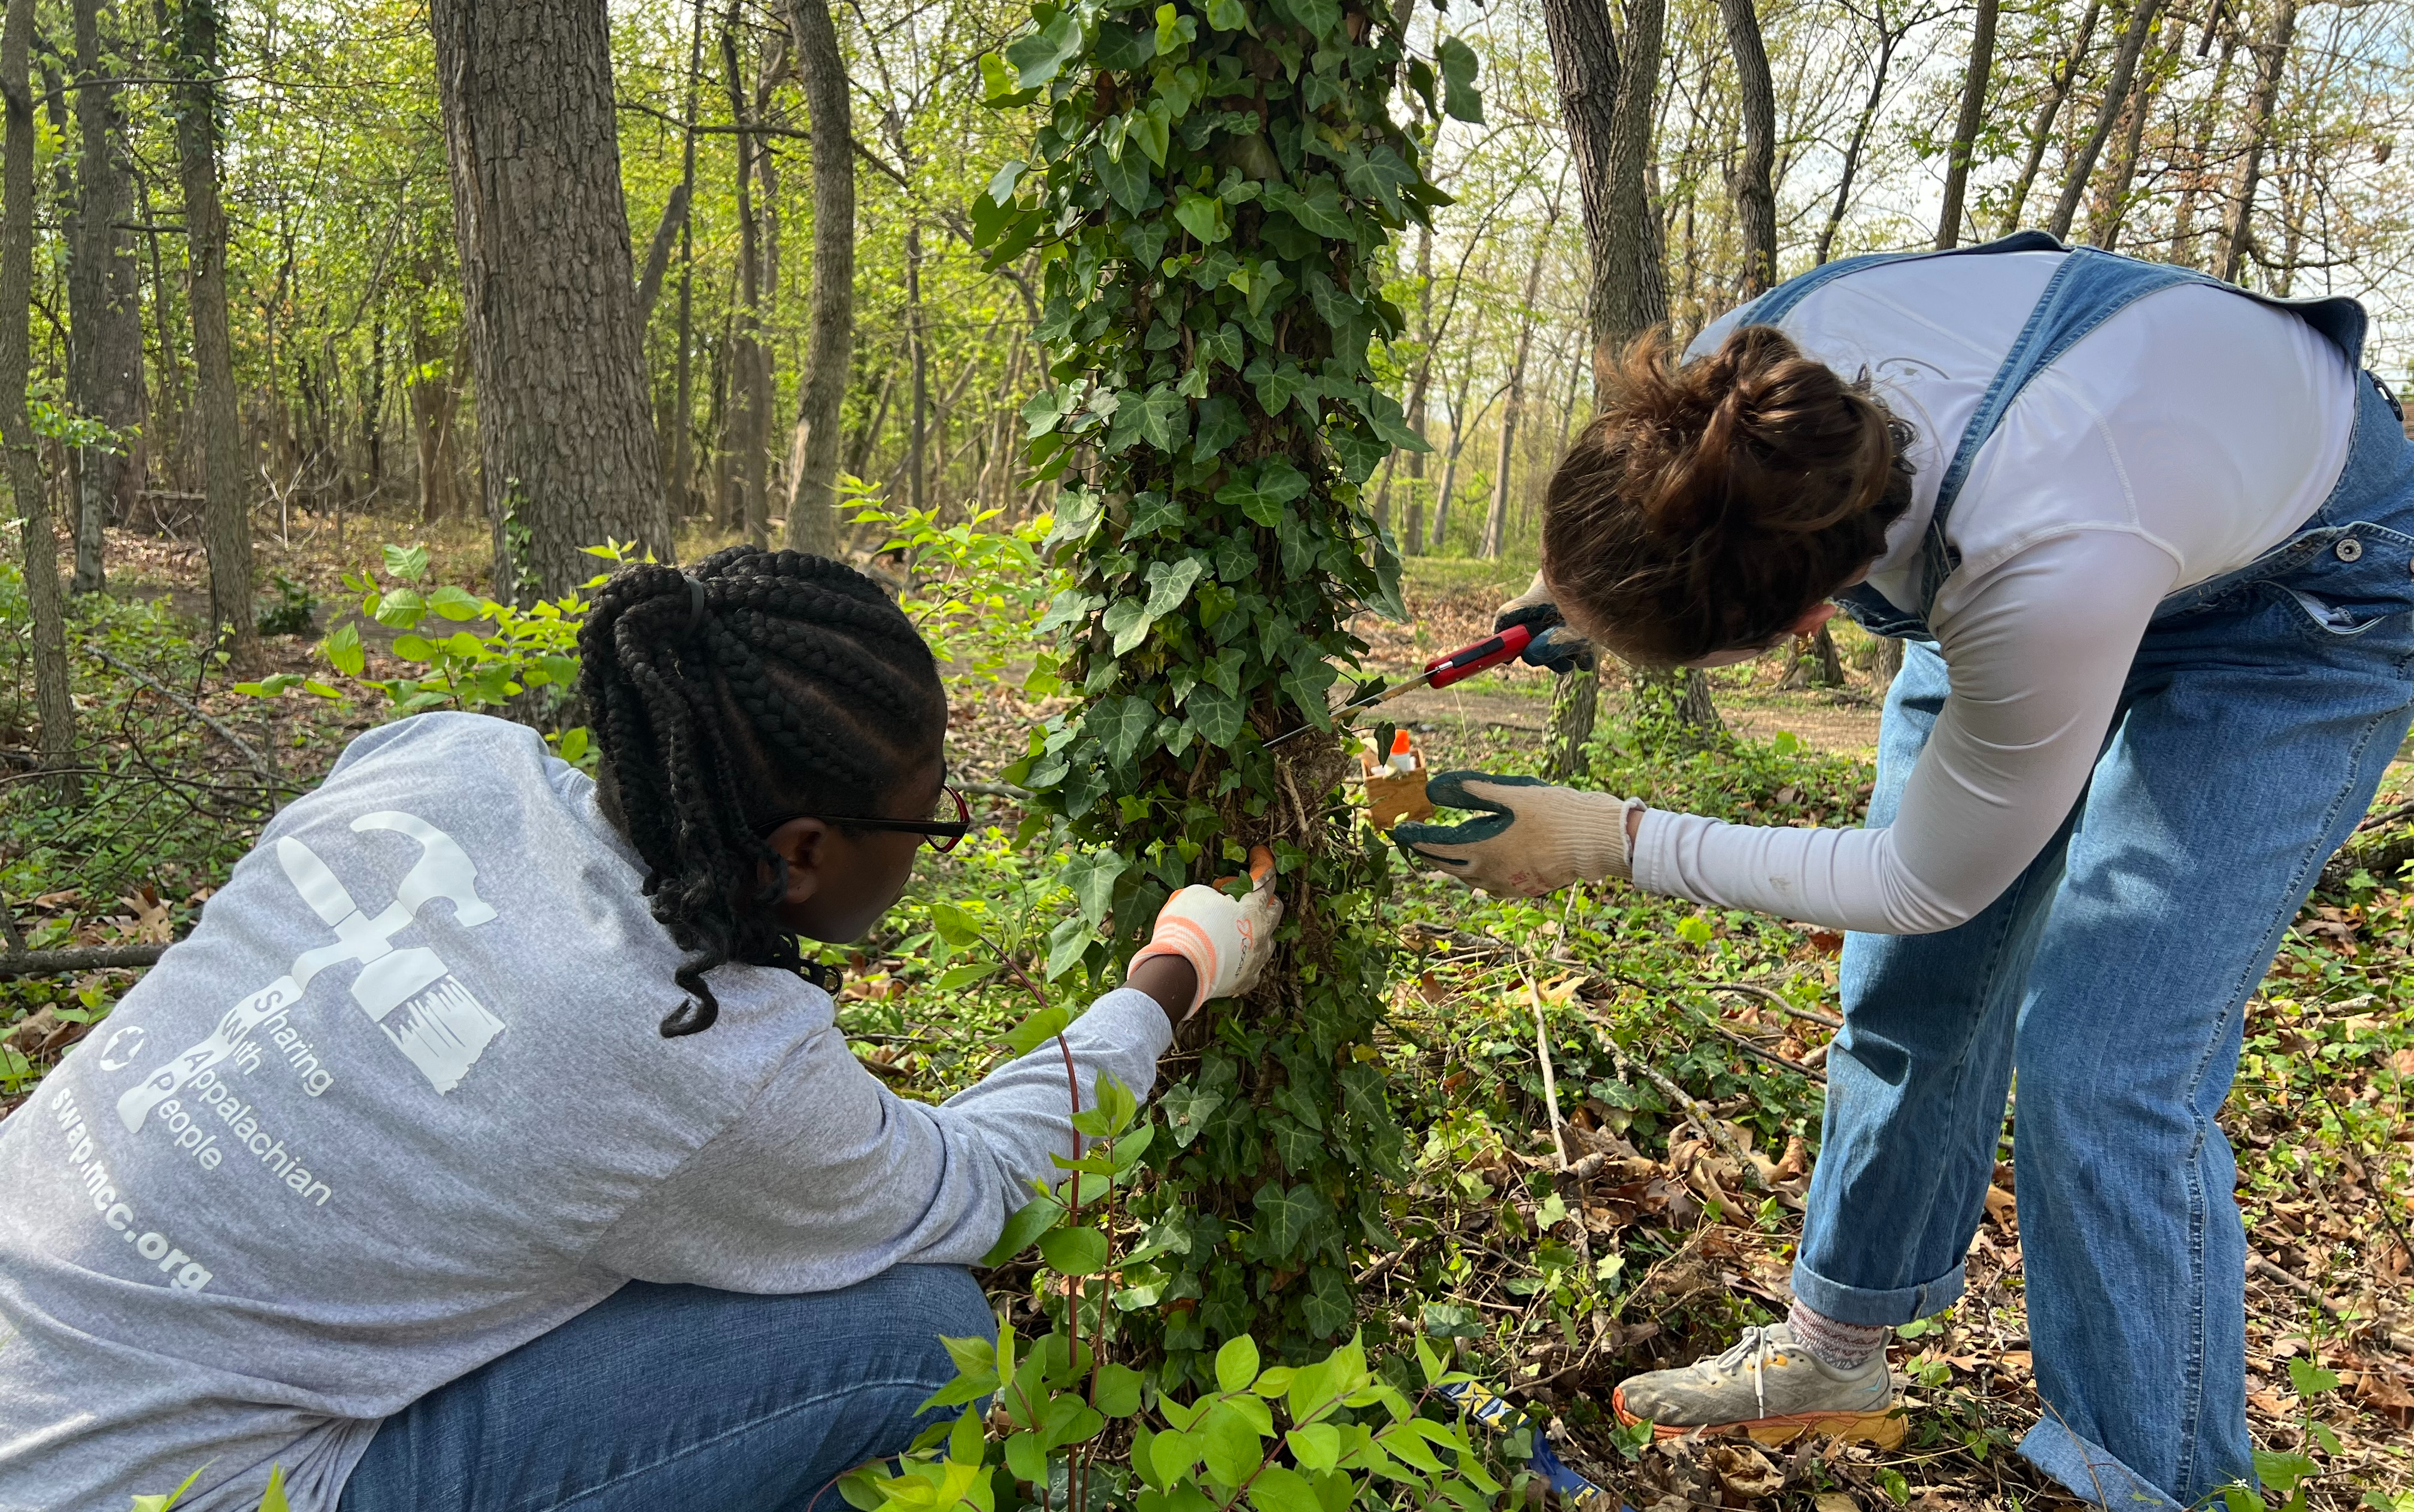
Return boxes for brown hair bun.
[1540,324,1911,667]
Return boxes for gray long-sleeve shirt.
[0,712,1171,1512]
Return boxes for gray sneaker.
[1609,1322,1903,1447]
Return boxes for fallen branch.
[88,649,282,787]
[2249,1253,2414,1355]
[1574,1004,1763,1189]
[0,943,171,977]
[961,780,1031,801]
[1688,979,1843,1030]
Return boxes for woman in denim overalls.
[1395,233,2414,1508]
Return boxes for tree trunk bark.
[2001,0,2101,232]
[2168,30,2239,268]
[68,0,142,596]
[666,0,705,515]
[170,0,255,669]
[1542,0,1692,761]
[2221,0,2298,283]
[2046,0,2166,240]
[1715,0,1778,293]
[1481,193,1561,560]
[4,0,71,793]
[2087,20,2171,249]
[1934,0,1997,248]
[428,0,672,599]
[721,13,769,551]
[781,0,850,557]
[905,224,927,517]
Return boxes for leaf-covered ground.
[6,544,2411,1508]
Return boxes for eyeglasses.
[754,785,972,852]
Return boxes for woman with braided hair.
[1392,236,2414,1507]
[0,545,1281,1512]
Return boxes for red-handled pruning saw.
[1264,623,1536,748]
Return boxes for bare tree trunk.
[429,0,672,599]
[4,0,71,791]
[721,12,770,550]
[68,0,142,596]
[1481,195,1562,560]
[2169,29,2239,268]
[2087,19,2172,248]
[2221,0,2298,283]
[1429,357,1478,554]
[1935,0,1998,248]
[781,0,850,556]
[1715,0,1778,293]
[667,0,705,516]
[2046,0,2166,240]
[169,0,255,669]
[905,224,927,516]
[1815,1,1900,266]
[2001,0,2101,232]
[1542,0,1690,761]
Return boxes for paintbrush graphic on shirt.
[116,811,505,1134]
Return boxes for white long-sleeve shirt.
[1627,251,2358,933]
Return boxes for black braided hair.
[577,546,945,1036]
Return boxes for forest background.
[4,0,2414,1504]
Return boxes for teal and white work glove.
[1495,571,1597,675]
[1393,773,1643,897]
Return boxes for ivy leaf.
[1344,144,1420,222]
[1264,177,1351,238]
[1138,382,1190,452]
[1287,0,1342,39]
[1103,596,1153,654]
[1252,1181,1329,1256]
[1144,555,1206,619]
[1255,457,1309,506]
[1090,693,1160,764]
[1279,658,1339,725]
[1243,357,1311,417]
[1421,1301,1483,1340]
[1156,2,1198,53]
[1062,849,1128,928]
[1159,1083,1226,1147]
[1268,1116,1321,1173]
[1095,19,1156,70]
[1173,189,1229,244]
[1299,1267,1354,1338]
[1438,37,1483,123]
[1006,12,1084,89]
[1193,394,1247,460]
[1127,491,1185,539]
[1094,142,1156,215]
[1131,100,1173,167]
[1045,915,1093,980]
[1185,683,1247,749]
[1205,0,1248,30]
[1355,388,1430,452]
[1035,586,1103,634]
[1212,536,1258,582]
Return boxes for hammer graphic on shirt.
[118,812,505,1133]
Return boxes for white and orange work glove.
[1132,846,1282,1016]
[1393,773,1642,897]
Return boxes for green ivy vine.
[982,0,1481,1379]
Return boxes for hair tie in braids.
[578,546,945,1037]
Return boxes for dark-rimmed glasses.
[754,785,972,852]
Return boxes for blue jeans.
[337,1267,992,1512]
[1796,380,2414,1507]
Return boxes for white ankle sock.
[1786,1300,1888,1371]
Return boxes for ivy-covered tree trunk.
[985,0,1467,1376]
